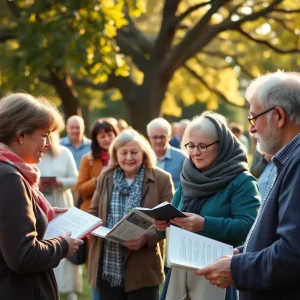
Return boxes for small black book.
[136,201,186,220]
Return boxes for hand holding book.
[170,212,205,232]
[60,232,85,259]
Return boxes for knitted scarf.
[0,143,54,221]
[181,116,248,213]
[102,165,145,286]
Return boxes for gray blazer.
[231,144,300,300]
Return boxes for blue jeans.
[92,287,100,300]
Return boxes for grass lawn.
[59,267,165,299]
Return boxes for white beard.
[256,123,281,155]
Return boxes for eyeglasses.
[184,141,218,153]
[150,135,168,140]
[248,107,276,126]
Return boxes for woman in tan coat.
[76,119,118,212]
[88,129,174,300]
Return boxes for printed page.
[91,210,154,243]
[107,210,154,243]
[44,206,102,240]
[167,226,233,269]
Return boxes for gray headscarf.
[181,115,248,213]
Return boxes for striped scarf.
[0,143,54,221]
[102,165,145,286]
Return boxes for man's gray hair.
[245,71,300,125]
[146,118,171,136]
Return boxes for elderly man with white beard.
[196,71,300,300]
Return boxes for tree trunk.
[49,70,82,119]
[125,72,170,136]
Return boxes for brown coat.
[76,152,104,212]
[87,167,174,291]
[0,162,68,300]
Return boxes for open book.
[91,201,184,243]
[44,206,103,240]
[166,225,233,270]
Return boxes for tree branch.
[116,33,149,71]
[184,64,248,108]
[6,0,21,18]
[219,0,282,31]
[0,26,16,43]
[161,0,228,74]
[237,28,299,54]
[117,12,153,57]
[270,16,297,35]
[273,8,300,13]
[151,0,181,65]
[174,1,211,24]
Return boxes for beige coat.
[87,167,174,291]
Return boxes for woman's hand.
[61,232,84,258]
[122,235,147,250]
[53,207,68,218]
[153,219,169,232]
[170,212,205,232]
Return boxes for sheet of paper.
[167,225,233,269]
[44,206,102,240]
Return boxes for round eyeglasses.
[184,141,218,153]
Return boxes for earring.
[20,141,23,144]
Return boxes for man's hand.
[122,235,147,250]
[195,255,233,289]
[233,248,240,255]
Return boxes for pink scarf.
[100,150,110,166]
[0,143,54,221]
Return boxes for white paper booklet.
[44,206,103,240]
[91,208,157,243]
[166,225,233,270]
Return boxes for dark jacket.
[231,145,300,300]
[0,162,68,300]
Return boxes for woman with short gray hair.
[153,111,261,300]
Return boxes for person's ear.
[274,106,286,128]
[17,133,24,145]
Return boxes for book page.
[91,210,154,243]
[44,206,102,240]
[167,226,233,269]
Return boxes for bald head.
[66,115,85,144]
